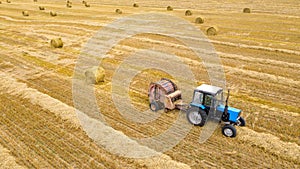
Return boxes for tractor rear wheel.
[237,117,246,126]
[187,107,207,126]
[222,125,237,137]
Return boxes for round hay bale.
[22,11,29,16]
[85,3,90,7]
[167,6,173,11]
[206,27,218,36]
[50,38,63,48]
[85,66,105,84]
[82,0,86,4]
[185,10,192,16]
[133,3,139,7]
[115,9,122,14]
[195,17,204,24]
[39,6,45,10]
[66,3,72,8]
[0,1,2,4]
[243,8,251,13]
[50,11,57,17]
[33,0,37,2]
[6,0,11,3]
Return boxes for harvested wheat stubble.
[243,8,251,13]
[0,73,190,169]
[50,38,63,48]
[133,3,139,7]
[195,17,204,24]
[115,9,122,14]
[22,11,29,16]
[50,11,57,16]
[238,128,300,163]
[185,10,192,16]
[207,27,218,36]
[38,6,45,10]
[85,66,105,84]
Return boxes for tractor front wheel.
[187,107,207,127]
[222,125,237,137]
[237,117,246,126]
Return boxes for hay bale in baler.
[50,11,57,17]
[85,66,105,84]
[148,78,182,112]
[243,8,251,13]
[50,38,63,48]
[22,11,29,16]
[39,6,45,10]
[195,17,204,24]
[185,10,192,16]
[167,6,173,11]
[133,3,139,7]
[115,9,122,14]
[206,27,218,36]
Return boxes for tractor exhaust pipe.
[224,89,230,115]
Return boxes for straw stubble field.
[0,0,299,168]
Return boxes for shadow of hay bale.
[50,11,57,17]
[66,2,72,8]
[22,11,29,16]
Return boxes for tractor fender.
[190,102,206,110]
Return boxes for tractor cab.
[190,84,224,113]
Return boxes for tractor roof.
[195,84,223,95]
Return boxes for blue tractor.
[186,84,246,137]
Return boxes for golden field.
[0,0,299,168]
